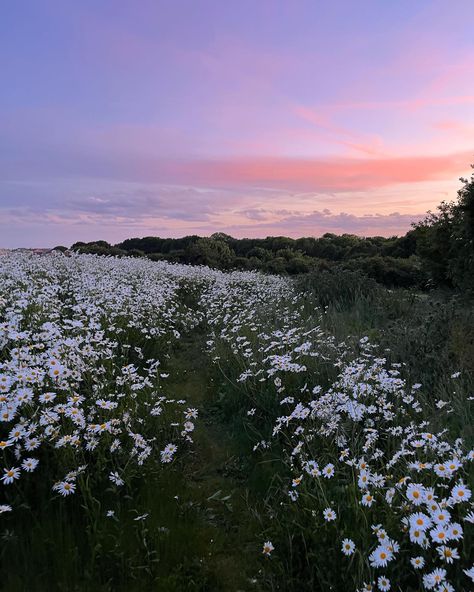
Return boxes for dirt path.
[159,330,265,592]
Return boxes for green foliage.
[186,238,235,269]
[414,166,474,293]
[343,255,425,288]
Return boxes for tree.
[186,238,235,269]
[414,166,474,292]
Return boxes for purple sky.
[1,0,473,247]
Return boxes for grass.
[2,261,473,592]
[1,326,275,592]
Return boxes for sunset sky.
[1,0,473,247]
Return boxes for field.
[0,252,473,592]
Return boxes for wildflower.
[109,471,124,486]
[361,492,374,507]
[410,556,425,569]
[304,460,320,477]
[96,399,118,410]
[24,437,40,451]
[0,504,12,513]
[292,475,303,487]
[406,483,425,505]
[377,575,390,591]
[184,408,198,419]
[8,427,24,442]
[464,566,474,582]
[385,488,395,504]
[430,525,450,544]
[448,522,463,540]
[21,458,39,472]
[369,545,394,568]
[288,490,299,501]
[341,538,355,556]
[437,545,459,563]
[323,508,337,522]
[409,512,431,531]
[322,463,334,478]
[53,481,76,496]
[465,510,474,523]
[437,583,454,592]
[262,541,274,556]
[183,421,195,432]
[1,467,20,484]
[431,508,451,525]
[39,392,56,403]
[423,568,446,589]
[358,470,370,489]
[450,482,471,503]
[434,463,450,478]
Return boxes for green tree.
[415,166,474,292]
[186,238,235,269]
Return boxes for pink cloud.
[159,151,472,192]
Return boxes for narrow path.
[158,329,266,592]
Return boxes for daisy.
[437,583,454,592]
[262,541,274,556]
[53,481,76,496]
[448,522,463,540]
[408,512,431,531]
[431,508,451,525]
[322,463,335,478]
[436,545,459,564]
[358,470,370,489]
[39,392,56,404]
[341,538,355,556]
[1,467,20,484]
[21,458,39,472]
[292,475,303,487]
[430,525,450,544]
[361,492,374,507]
[406,483,425,505]
[377,575,390,591]
[409,528,427,546]
[434,463,450,478]
[410,556,425,569]
[450,482,471,503]
[465,510,474,523]
[323,508,337,522]
[369,545,394,568]
[109,471,124,486]
[423,568,446,589]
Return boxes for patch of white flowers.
[203,275,474,591]
[0,252,204,508]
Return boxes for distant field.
[0,252,473,591]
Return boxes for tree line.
[60,167,474,292]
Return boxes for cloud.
[153,151,471,193]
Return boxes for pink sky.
[0,1,473,247]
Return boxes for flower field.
[0,252,473,591]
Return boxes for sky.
[1,0,473,247]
